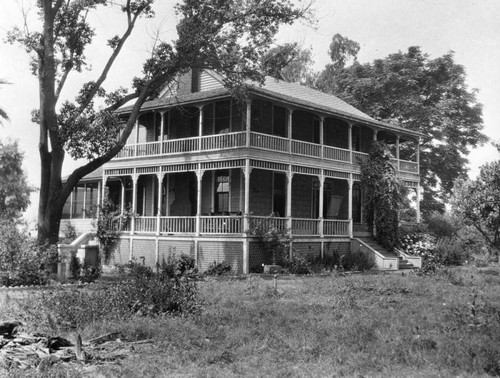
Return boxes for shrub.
[340,251,375,272]
[70,256,101,283]
[22,257,201,331]
[251,221,290,266]
[205,261,232,276]
[287,253,311,274]
[425,212,458,239]
[157,253,198,280]
[0,221,58,286]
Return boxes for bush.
[157,253,198,280]
[0,221,58,286]
[205,261,232,276]
[22,256,201,331]
[340,251,376,272]
[287,253,311,274]
[425,212,458,239]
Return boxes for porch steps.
[357,237,416,270]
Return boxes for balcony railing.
[114,131,417,172]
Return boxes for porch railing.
[323,146,351,162]
[160,216,196,234]
[135,216,157,233]
[200,215,242,234]
[323,220,350,236]
[399,159,419,173]
[113,132,417,173]
[249,216,288,232]
[291,140,321,157]
[250,132,289,152]
[292,218,320,235]
[201,132,246,151]
[128,215,351,237]
[163,137,199,154]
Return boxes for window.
[215,171,230,213]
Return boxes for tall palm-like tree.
[0,79,10,125]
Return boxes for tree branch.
[75,10,140,116]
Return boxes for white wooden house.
[61,70,422,272]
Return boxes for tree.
[316,43,487,214]
[0,140,33,221]
[261,43,316,84]
[360,142,406,251]
[452,154,500,257]
[8,0,311,244]
[0,80,10,125]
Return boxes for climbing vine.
[360,142,407,251]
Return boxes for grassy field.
[2,266,500,377]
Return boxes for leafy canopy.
[452,152,500,254]
[0,140,33,221]
[315,41,487,214]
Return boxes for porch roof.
[118,75,424,139]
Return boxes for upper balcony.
[111,98,420,177]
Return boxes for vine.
[360,141,407,251]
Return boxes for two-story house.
[61,69,422,273]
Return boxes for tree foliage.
[7,0,311,244]
[316,42,487,214]
[261,43,316,84]
[361,142,406,251]
[452,156,500,256]
[0,140,33,221]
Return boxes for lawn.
[2,266,500,377]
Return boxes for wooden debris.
[0,321,22,338]
[0,329,137,370]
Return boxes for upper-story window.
[215,171,230,213]
[251,99,287,137]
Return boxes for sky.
[0,0,499,223]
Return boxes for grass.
[2,265,500,377]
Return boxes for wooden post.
[319,173,324,237]
[245,100,252,148]
[286,167,293,236]
[348,123,353,163]
[242,160,252,274]
[287,108,293,153]
[348,174,353,238]
[319,116,324,159]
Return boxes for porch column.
[416,137,421,172]
[131,172,138,236]
[348,174,353,238]
[373,129,378,142]
[287,108,293,153]
[245,100,252,148]
[242,160,252,274]
[319,116,324,159]
[396,135,400,170]
[196,168,204,236]
[318,173,324,237]
[348,123,353,163]
[286,167,294,234]
[156,172,165,235]
[69,190,74,219]
[81,183,87,219]
[159,111,165,154]
[198,105,204,151]
[120,179,126,215]
[96,180,102,220]
[416,185,421,224]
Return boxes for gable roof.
[118,71,423,138]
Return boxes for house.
[61,69,422,273]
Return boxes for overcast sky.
[1,0,499,222]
